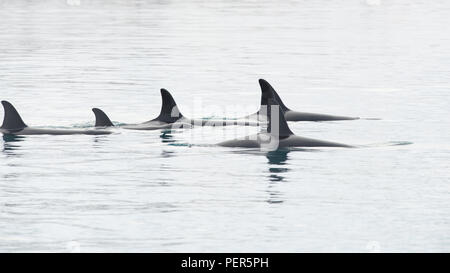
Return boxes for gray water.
[0,0,449,252]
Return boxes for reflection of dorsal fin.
[259,79,290,112]
[155,89,183,123]
[267,98,293,137]
[1,101,27,130]
[92,108,114,127]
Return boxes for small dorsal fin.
[258,79,290,112]
[267,98,293,137]
[155,89,183,123]
[92,108,114,127]
[1,101,27,130]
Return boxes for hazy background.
[0,0,449,252]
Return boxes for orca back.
[1,101,27,131]
[259,79,290,112]
[154,89,184,123]
[92,108,114,127]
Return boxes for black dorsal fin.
[92,108,114,127]
[258,79,290,112]
[267,98,293,137]
[155,89,183,123]
[1,101,27,130]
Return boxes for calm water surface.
[0,0,449,252]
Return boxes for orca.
[1,101,111,135]
[93,88,260,130]
[218,96,353,149]
[245,79,359,122]
[92,106,181,130]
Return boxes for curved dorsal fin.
[155,89,183,123]
[259,79,290,112]
[92,108,114,127]
[1,101,27,130]
[267,98,293,137]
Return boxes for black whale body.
[1,101,111,136]
[244,79,359,122]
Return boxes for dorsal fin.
[267,98,293,138]
[92,108,114,127]
[259,79,290,112]
[155,89,183,123]
[1,101,27,130]
[258,79,275,106]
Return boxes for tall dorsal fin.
[1,101,27,130]
[92,108,114,127]
[258,79,275,107]
[155,89,183,123]
[259,79,290,112]
[267,98,293,137]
